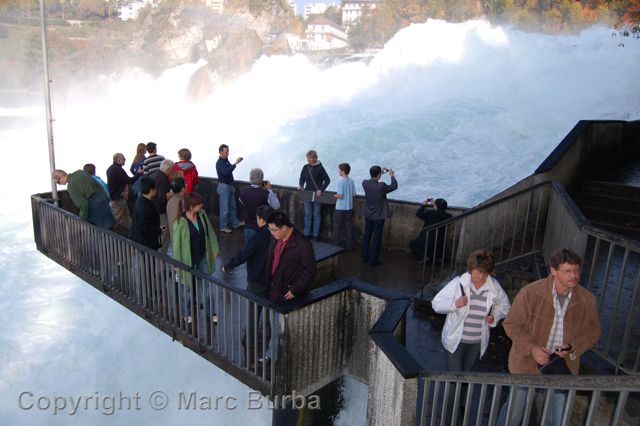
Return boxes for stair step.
[572,192,640,213]
[581,180,640,200]
[589,221,640,241]
[579,205,640,229]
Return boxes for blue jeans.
[303,200,321,237]
[179,256,214,318]
[497,387,566,426]
[264,312,281,361]
[217,183,239,229]
[361,219,385,263]
[244,227,257,242]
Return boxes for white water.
[1,19,639,424]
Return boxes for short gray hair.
[160,159,174,172]
[52,169,67,183]
[249,168,264,185]
[113,153,124,163]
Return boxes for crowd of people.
[52,143,602,412]
[51,142,425,276]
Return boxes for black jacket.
[225,226,271,289]
[130,195,161,250]
[299,162,330,192]
[416,205,452,227]
[106,163,139,201]
[151,170,170,214]
[267,228,316,302]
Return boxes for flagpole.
[39,0,58,205]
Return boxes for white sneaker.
[233,221,245,229]
[220,228,232,234]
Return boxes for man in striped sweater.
[142,142,165,176]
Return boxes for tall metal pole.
[39,0,58,205]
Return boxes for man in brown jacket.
[498,248,601,425]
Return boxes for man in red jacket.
[262,212,316,361]
[266,212,316,302]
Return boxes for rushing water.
[1,19,639,425]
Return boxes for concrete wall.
[278,291,352,396]
[487,120,638,204]
[279,288,418,425]
[366,346,417,426]
[197,177,464,251]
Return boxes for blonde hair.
[133,143,146,164]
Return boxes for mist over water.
[1,19,639,424]
[50,19,640,206]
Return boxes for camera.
[382,167,389,173]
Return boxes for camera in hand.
[382,167,389,173]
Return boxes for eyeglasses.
[268,226,281,233]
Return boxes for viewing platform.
[32,119,640,425]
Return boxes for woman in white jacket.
[432,248,511,372]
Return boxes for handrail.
[32,194,280,392]
[420,181,553,234]
[32,193,425,398]
[418,182,552,287]
[31,185,640,425]
[34,192,286,308]
[415,178,640,374]
[550,181,589,227]
[419,371,639,426]
[420,371,640,389]
[583,224,640,252]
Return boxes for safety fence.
[419,371,639,426]
[32,194,278,393]
[418,180,640,374]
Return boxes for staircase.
[571,180,640,241]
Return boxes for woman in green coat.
[172,192,220,323]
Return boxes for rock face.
[127,0,299,98]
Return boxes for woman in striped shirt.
[432,248,511,372]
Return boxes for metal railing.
[418,182,552,286]
[581,227,640,374]
[32,194,279,393]
[418,180,640,374]
[544,183,640,374]
[419,371,639,426]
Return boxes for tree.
[623,0,640,24]
[322,5,342,25]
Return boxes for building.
[289,0,297,15]
[205,0,224,14]
[303,16,348,51]
[341,0,382,27]
[304,2,335,20]
[118,0,154,21]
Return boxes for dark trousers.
[448,342,481,372]
[361,219,385,263]
[244,281,268,364]
[332,209,354,249]
[446,342,481,423]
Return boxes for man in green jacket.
[52,169,115,229]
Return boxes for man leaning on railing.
[497,248,601,426]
